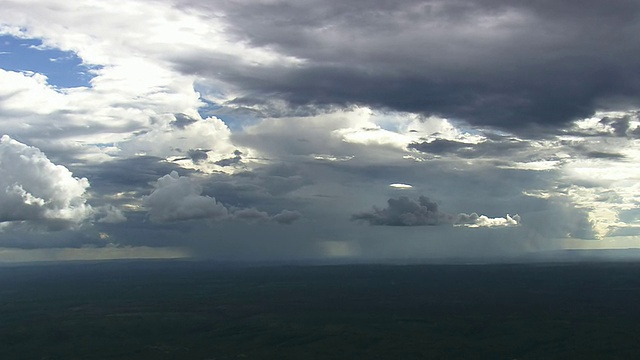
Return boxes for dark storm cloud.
[599,113,640,138]
[187,149,209,163]
[73,156,189,191]
[351,196,452,226]
[601,116,631,137]
[179,0,640,132]
[214,149,242,167]
[584,151,625,160]
[408,137,529,158]
[171,113,198,129]
[560,142,628,161]
[407,139,468,155]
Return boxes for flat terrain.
[2,260,640,359]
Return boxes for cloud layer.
[178,0,640,131]
[1,0,639,261]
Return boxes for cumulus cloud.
[0,135,93,228]
[351,196,451,226]
[352,196,520,228]
[144,172,302,225]
[455,213,521,228]
[143,171,229,223]
[120,114,240,173]
[96,205,127,224]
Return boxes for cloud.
[214,150,243,167]
[567,111,640,138]
[143,171,229,223]
[232,207,270,222]
[584,151,625,160]
[0,135,93,228]
[272,209,302,225]
[143,171,302,225]
[0,0,298,152]
[409,137,530,159]
[352,196,520,228]
[120,114,240,173]
[177,0,640,131]
[186,149,209,163]
[455,213,521,228]
[390,183,412,189]
[213,162,312,200]
[598,113,640,138]
[0,0,638,260]
[232,207,301,225]
[351,196,451,226]
[96,205,127,224]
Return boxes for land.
[2,259,640,359]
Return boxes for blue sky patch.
[0,34,97,88]
[194,86,257,131]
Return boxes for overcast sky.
[1,0,640,262]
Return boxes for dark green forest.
[2,261,640,359]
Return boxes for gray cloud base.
[352,196,450,226]
[182,0,640,131]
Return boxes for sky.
[1,0,640,263]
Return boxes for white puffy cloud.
[0,135,93,227]
[0,69,67,115]
[0,5,238,170]
[119,114,242,173]
[143,171,229,223]
[235,107,442,165]
[96,205,127,224]
[455,213,521,228]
